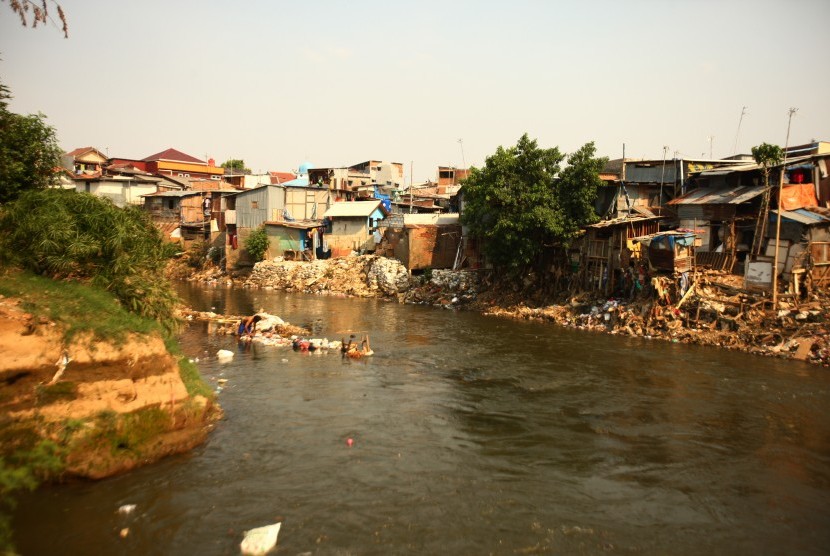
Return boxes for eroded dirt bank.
[186,256,830,366]
[0,296,220,480]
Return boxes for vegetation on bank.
[0,270,216,553]
[0,189,180,333]
[0,271,161,343]
[0,187,213,552]
[245,227,270,262]
[0,79,63,205]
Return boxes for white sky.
[2,0,829,182]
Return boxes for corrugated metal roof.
[698,164,758,176]
[667,185,765,206]
[142,190,200,198]
[323,201,384,218]
[770,208,830,226]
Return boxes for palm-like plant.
[0,189,179,331]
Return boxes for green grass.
[162,336,216,400]
[0,270,161,343]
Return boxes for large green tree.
[461,134,606,272]
[0,79,63,204]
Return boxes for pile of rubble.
[244,255,484,308]
[484,270,830,366]
[400,269,482,308]
[244,255,411,299]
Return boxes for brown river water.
[12,284,830,555]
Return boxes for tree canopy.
[220,158,250,174]
[0,79,63,204]
[461,134,606,273]
[751,142,783,170]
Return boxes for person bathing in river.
[237,314,262,338]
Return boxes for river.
[12,284,830,555]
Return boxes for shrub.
[0,189,179,331]
[244,227,269,262]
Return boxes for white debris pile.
[366,256,410,296]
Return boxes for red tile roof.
[64,146,105,158]
[142,148,205,164]
[269,171,297,184]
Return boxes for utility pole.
[659,145,668,210]
[772,107,798,309]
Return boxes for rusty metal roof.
[585,215,662,229]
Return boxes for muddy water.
[13,284,830,555]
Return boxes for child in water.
[237,314,262,338]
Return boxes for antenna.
[732,106,747,155]
[458,138,466,169]
[707,136,714,159]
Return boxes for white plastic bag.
[240,522,281,555]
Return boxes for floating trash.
[240,522,281,555]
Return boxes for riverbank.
[0,272,221,482]
[176,256,830,366]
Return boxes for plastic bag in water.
[240,522,281,555]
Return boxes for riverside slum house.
[376,213,462,271]
[322,200,389,257]
[570,156,748,295]
[61,146,178,207]
[395,166,469,214]
[308,160,404,207]
[226,182,333,265]
[585,141,830,301]
[142,180,239,245]
[672,141,830,294]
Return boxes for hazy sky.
[2,0,829,182]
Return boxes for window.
[167,199,175,210]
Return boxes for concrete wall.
[77,179,157,207]
[395,224,462,270]
[325,218,372,253]
[227,227,255,268]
